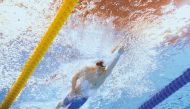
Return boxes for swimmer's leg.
[56,101,71,109]
[56,101,63,109]
[56,95,88,109]
[56,95,72,109]
[67,96,88,109]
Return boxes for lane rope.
[139,68,190,109]
[0,0,78,108]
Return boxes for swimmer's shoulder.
[83,65,97,73]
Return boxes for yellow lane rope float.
[0,0,78,108]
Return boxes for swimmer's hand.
[71,86,80,94]
[71,88,76,94]
[112,44,125,54]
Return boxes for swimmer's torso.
[72,47,123,96]
[77,65,107,92]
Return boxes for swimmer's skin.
[71,45,124,93]
[56,45,124,109]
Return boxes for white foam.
[0,1,190,109]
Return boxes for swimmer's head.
[96,60,105,68]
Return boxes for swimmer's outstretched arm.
[105,46,124,76]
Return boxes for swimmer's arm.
[71,66,95,92]
[71,71,81,92]
[106,47,124,75]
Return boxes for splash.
[161,5,190,46]
[0,0,190,109]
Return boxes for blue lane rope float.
[139,68,190,109]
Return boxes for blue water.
[147,45,190,109]
[1,1,190,109]
[1,40,189,109]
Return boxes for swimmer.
[56,45,124,109]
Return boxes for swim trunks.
[63,95,88,109]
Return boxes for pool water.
[0,0,190,109]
